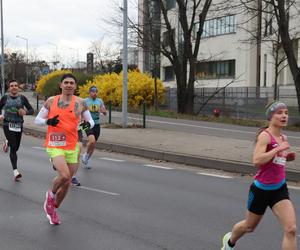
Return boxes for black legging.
[3,125,22,170]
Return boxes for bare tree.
[158,0,213,113]
[108,0,214,113]
[89,37,122,73]
[240,0,300,114]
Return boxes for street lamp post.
[48,42,59,69]
[16,35,29,85]
[122,0,128,128]
[68,47,79,68]
[0,0,5,96]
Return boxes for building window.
[199,15,236,38]
[165,0,176,10]
[162,29,175,47]
[263,54,267,87]
[164,66,175,81]
[196,60,235,79]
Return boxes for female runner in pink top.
[221,101,297,250]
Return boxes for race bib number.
[273,156,286,166]
[48,132,66,146]
[8,123,21,132]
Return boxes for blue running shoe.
[71,177,81,186]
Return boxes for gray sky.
[3,0,134,67]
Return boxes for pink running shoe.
[43,190,55,216]
[47,209,60,225]
[3,140,8,153]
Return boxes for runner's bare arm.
[253,131,289,166]
[44,97,55,110]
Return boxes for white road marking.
[78,186,120,196]
[32,146,44,150]
[197,172,234,179]
[144,164,173,170]
[128,117,255,134]
[127,117,300,140]
[100,157,125,162]
[288,185,300,191]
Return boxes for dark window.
[202,15,236,38]
[164,66,175,81]
[165,0,176,10]
[162,29,175,47]
[196,60,235,79]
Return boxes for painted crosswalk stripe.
[78,186,120,196]
[100,157,125,162]
[197,172,233,179]
[144,164,173,170]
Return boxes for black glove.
[47,115,60,126]
[80,121,91,132]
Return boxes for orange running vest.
[45,95,80,150]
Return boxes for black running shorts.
[86,124,100,141]
[247,183,290,215]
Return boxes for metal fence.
[162,86,300,124]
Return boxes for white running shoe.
[13,169,22,181]
[221,232,234,250]
[81,153,91,169]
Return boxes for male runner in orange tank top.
[35,73,94,225]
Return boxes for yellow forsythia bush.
[78,70,165,108]
[36,69,71,95]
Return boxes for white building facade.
[138,0,300,90]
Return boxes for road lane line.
[78,186,120,196]
[197,172,234,179]
[100,157,125,162]
[144,164,173,170]
[32,146,45,150]
[127,117,255,134]
[32,147,45,151]
[127,117,300,140]
[288,185,300,191]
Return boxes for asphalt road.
[0,134,299,250]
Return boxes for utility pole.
[122,0,128,128]
[256,0,262,98]
[16,35,29,85]
[0,0,5,96]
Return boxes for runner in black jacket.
[0,80,34,181]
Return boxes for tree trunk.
[295,74,300,115]
[276,1,300,114]
[177,82,186,113]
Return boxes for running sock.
[13,169,20,176]
[228,239,235,248]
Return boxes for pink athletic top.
[254,130,287,185]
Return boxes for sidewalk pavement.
[21,114,300,182]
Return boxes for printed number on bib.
[48,132,66,146]
[273,156,286,166]
[9,123,21,132]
